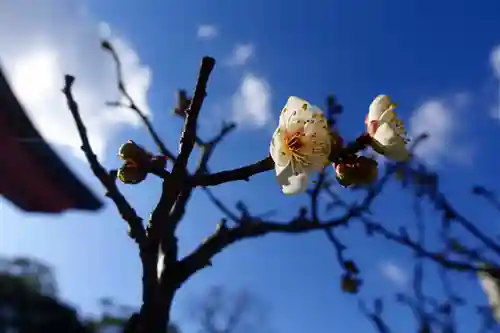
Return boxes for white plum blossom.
[477,263,500,322]
[365,95,410,162]
[270,96,332,195]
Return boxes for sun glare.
[11,49,60,104]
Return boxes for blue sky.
[1,0,500,332]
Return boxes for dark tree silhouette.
[61,40,500,333]
[85,287,266,333]
[0,256,90,333]
[87,298,181,333]
[189,286,269,333]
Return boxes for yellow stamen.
[284,131,311,167]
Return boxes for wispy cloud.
[232,73,272,128]
[380,261,408,286]
[409,93,472,166]
[0,1,151,161]
[226,44,254,67]
[490,45,500,120]
[197,24,218,40]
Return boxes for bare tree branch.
[98,42,244,304]
[473,186,500,213]
[203,122,237,147]
[173,57,215,175]
[63,37,500,333]
[101,40,176,161]
[359,300,392,333]
[164,122,238,268]
[190,286,269,333]
[102,39,238,230]
[62,75,157,312]
[190,156,274,187]
[62,75,146,246]
[178,172,389,281]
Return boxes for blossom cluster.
[116,140,167,185]
[114,94,410,196]
[269,95,410,194]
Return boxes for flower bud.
[327,131,344,164]
[341,273,361,294]
[118,140,152,165]
[117,161,148,185]
[334,162,356,188]
[355,156,378,185]
[334,156,378,188]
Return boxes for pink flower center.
[366,119,379,136]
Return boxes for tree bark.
[123,289,175,333]
[122,264,179,333]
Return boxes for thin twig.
[101,40,176,161]
[62,75,146,246]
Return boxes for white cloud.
[232,73,272,128]
[0,1,152,160]
[490,45,500,120]
[380,261,408,286]
[197,24,218,40]
[409,94,471,166]
[226,44,254,67]
[491,45,500,78]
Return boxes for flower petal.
[280,96,303,127]
[378,107,397,124]
[385,143,410,162]
[275,163,309,195]
[372,122,410,162]
[272,97,331,185]
[282,173,309,195]
[367,95,392,123]
[270,127,291,167]
[280,96,316,131]
[275,162,291,184]
[300,122,331,170]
